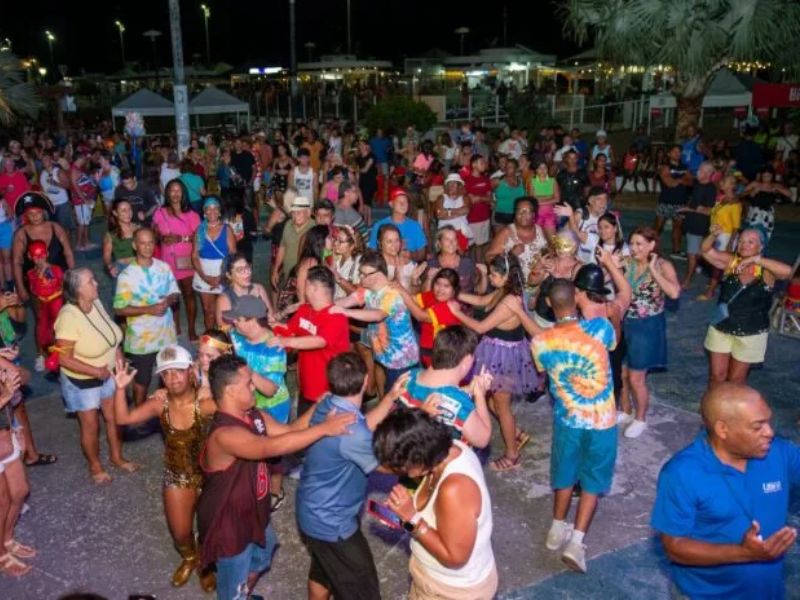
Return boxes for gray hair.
[62,267,92,305]
[697,161,715,176]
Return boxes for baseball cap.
[221,295,268,322]
[290,196,312,211]
[444,173,464,186]
[389,189,409,202]
[596,129,608,139]
[155,345,194,374]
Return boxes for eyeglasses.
[232,265,252,274]
[359,269,378,278]
[335,238,351,245]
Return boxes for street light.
[200,4,211,64]
[45,30,55,67]
[455,27,469,56]
[304,41,315,62]
[143,29,162,86]
[114,20,126,65]
[0,38,11,52]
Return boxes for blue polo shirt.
[651,431,800,599]
[368,216,427,253]
[296,394,378,542]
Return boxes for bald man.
[651,383,799,599]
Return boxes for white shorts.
[0,430,22,473]
[74,203,93,226]
[192,258,225,294]
[469,220,491,246]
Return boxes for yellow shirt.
[710,201,742,234]
[54,303,123,379]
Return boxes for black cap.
[15,191,54,218]
[574,264,610,296]
[221,295,268,322]
[120,168,135,180]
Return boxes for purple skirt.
[473,335,540,395]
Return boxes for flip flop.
[489,454,522,472]
[4,540,37,560]
[515,430,532,453]
[91,471,112,485]
[25,453,57,467]
[111,460,141,474]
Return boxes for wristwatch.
[402,512,423,533]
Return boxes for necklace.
[556,314,579,324]
[81,301,119,349]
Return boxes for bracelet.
[413,522,429,537]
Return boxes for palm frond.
[0,52,41,126]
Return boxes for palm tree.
[559,0,800,138]
[0,53,41,126]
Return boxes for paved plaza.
[4,209,800,599]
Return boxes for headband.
[199,335,232,353]
[203,197,221,209]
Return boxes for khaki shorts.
[469,220,491,245]
[704,326,768,363]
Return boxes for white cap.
[155,345,194,374]
[444,173,464,186]
[290,196,312,211]
[596,129,608,138]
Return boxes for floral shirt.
[625,262,665,319]
[113,258,179,354]
[358,286,419,369]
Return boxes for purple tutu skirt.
[472,335,540,395]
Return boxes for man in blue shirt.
[296,352,400,600]
[652,383,799,599]
[367,190,427,261]
[368,128,392,175]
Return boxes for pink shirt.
[152,207,201,279]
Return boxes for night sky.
[1,0,578,74]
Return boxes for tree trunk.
[674,94,703,141]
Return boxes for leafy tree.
[364,95,437,135]
[0,53,40,127]
[559,0,800,138]
[505,90,550,135]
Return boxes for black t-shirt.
[658,161,689,206]
[556,168,589,210]
[749,191,778,211]
[231,151,256,183]
[684,181,716,235]
[113,183,158,225]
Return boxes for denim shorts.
[216,523,278,600]
[550,422,617,494]
[0,221,13,250]
[60,373,115,413]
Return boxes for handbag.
[709,285,746,326]
[163,212,195,270]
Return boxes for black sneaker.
[525,389,547,404]
[270,489,286,512]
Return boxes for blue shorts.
[216,523,278,600]
[264,400,291,425]
[0,221,13,250]
[550,422,617,495]
[60,373,116,413]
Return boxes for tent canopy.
[189,86,249,115]
[650,68,758,109]
[111,88,175,117]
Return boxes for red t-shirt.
[273,303,349,402]
[0,171,31,215]
[415,291,461,350]
[27,265,64,300]
[462,171,492,223]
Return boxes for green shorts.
[550,422,617,495]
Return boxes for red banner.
[752,82,800,108]
[650,107,662,118]
[733,106,747,118]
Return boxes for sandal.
[696,293,712,301]
[111,460,141,474]
[515,430,532,453]
[91,470,112,485]
[25,453,58,467]
[0,552,31,577]
[489,454,522,472]
[4,540,37,559]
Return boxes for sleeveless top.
[292,166,315,198]
[494,178,525,215]
[198,409,271,569]
[531,176,555,200]
[503,224,548,281]
[487,323,525,341]
[411,441,495,587]
[161,394,211,487]
[438,194,472,238]
[109,231,135,261]
[625,261,665,319]
[715,260,773,336]
[198,224,228,260]
[658,161,689,206]
[23,225,67,275]
[223,284,260,313]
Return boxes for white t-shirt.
[554,144,577,164]
[498,139,522,160]
[160,165,181,192]
[41,166,70,206]
[775,134,799,162]
[577,213,601,264]
[292,166,315,198]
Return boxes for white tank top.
[292,166,315,197]
[41,167,70,206]
[411,441,495,588]
[503,223,547,281]
[437,194,473,240]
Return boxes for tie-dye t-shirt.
[397,368,474,440]
[113,258,179,355]
[358,286,419,369]
[230,330,291,423]
[531,318,616,430]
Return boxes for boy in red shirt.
[461,154,492,261]
[270,266,349,414]
[26,240,64,358]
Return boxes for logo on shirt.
[762,481,783,494]
[299,317,317,335]
[253,415,265,435]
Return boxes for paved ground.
[4,206,800,599]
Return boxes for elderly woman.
[701,226,792,388]
[375,408,497,600]
[53,267,138,484]
[426,226,480,295]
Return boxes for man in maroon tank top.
[197,354,354,599]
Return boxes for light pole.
[346,0,352,55]
[200,4,211,64]
[169,0,191,156]
[304,41,315,62]
[143,29,162,87]
[114,20,126,65]
[455,27,469,56]
[45,30,55,67]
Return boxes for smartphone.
[366,499,403,529]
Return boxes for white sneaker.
[545,521,573,551]
[287,462,303,481]
[34,355,45,372]
[561,539,587,573]
[624,419,647,438]
[616,411,634,426]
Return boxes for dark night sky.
[1,0,579,74]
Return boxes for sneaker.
[624,419,647,439]
[270,489,286,512]
[561,539,587,573]
[670,252,687,261]
[34,355,45,372]
[287,462,303,481]
[616,411,634,426]
[545,521,573,551]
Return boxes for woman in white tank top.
[375,409,497,600]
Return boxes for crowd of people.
[0,113,798,599]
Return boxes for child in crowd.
[25,240,64,358]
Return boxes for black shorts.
[301,529,380,600]
[126,352,158,387]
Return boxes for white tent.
[650,68,756,109]
[190,86,250,130]
[111,88,175,117]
